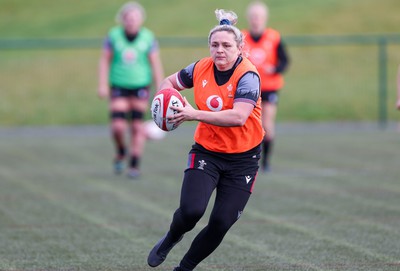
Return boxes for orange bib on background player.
[192,57,264,153]
[242,28,284,91]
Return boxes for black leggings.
[168,169,251,270]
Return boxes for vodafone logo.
[206,95,223,111]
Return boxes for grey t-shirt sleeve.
[177,62,196,89]
[234,72,261,106]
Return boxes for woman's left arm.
[149,46,165,89]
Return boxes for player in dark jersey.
[147,9,264,271]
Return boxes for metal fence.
[1,34,400,127]
[284,34,400,128]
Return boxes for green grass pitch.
[0,123,399,271]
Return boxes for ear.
[238,43,244,56]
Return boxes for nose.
[216,45,224,52]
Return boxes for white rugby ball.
[150,88,185,131]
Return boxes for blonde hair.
[246,1,269,20]
[208,9,243,48]
[115,2,146,23]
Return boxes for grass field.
[1,0,400,125]
[1,123,399,271]
[1,1,400,270]
[2,0,400,38]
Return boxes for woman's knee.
[180,203,206,224]
[111,118,126,133]
[208,215,235,234]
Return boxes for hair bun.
[215,9,238,26]
[219,19,231,25]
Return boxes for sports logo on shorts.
[237,210,243,220]
[245,175,252,184]
[198,160,207,170]
[206,95,223,112]
[138,88,149,99]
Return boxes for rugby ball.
[150,88,185,131]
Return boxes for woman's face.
[122,9,143,34]
[209,31,241,71]
[247,7,267,35]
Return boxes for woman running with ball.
[147,9,264,271]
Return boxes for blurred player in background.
[97,1,164,178]
[243,1,289,172]
[147,9,263,271]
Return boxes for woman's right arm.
[158,62,196,92]
[158,72,180,90]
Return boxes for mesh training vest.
[192,57,264,153]
[242,28,284,91]
[108,26,155,88]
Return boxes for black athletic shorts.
[261,90,279,104]
[185,143,261,193]
[111,86,150,100]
